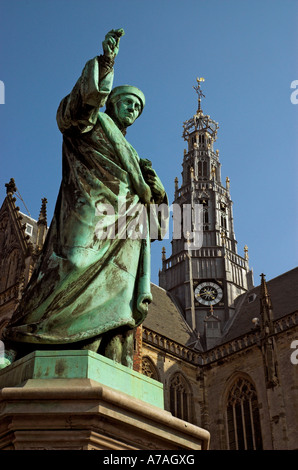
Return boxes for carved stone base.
[0,352,210,450]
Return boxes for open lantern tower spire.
[159,78,254,350]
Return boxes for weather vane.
[193,77,205,113]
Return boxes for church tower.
[159,79,254,349]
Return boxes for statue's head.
[106,85,145,129]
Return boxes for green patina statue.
[1,29,168,369]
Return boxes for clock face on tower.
[194,281,223,306]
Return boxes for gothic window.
[142,357,159,381]
[199,199,209,230]
[226,377,263,450]
[184,165,191,184]
[169,373,192,422]
[198,161,203,177]
[198,160,207,178]
[220,203,227,231]
[221,214,227,230]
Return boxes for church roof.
[144,283,198,347]
[221,267,298,343]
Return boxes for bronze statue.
[1,29,168,369]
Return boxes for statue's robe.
[4,55,167,345]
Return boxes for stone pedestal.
[0,351,210,450]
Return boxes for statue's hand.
[102,29,125,59]
[146,171,166,204]
[140,159,165,203]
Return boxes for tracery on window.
[226,377,263,450]
[141,357,159,381]
[169,373,191,422]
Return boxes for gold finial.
[190,167,194,179]
[211,166,216,180]
[162,246,166,260]
[244,245,249,260]
[221,231,226,245]
[185,230,191,248]
[193,77,205,114]
[226,176,230,190]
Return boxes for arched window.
[169,373,191,422]
[198,160,207,178]
[226,377,263,450]
[141,357,159,381]
[220,203,227,231]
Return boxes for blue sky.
[0,0,297,286]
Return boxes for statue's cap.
[107,85,145,113]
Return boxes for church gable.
[0,179,48,331]
[0,197,29,293]
[221,267,298,344]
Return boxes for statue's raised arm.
[57,29,125,134]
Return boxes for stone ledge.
[0,377,210,450]
[0,350,164,409]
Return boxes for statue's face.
[114,94,142,127]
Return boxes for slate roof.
[144,283,198,347]
[221,267,298,344]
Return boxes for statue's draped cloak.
[5,56,167,345]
